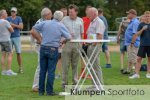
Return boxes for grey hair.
[41,8,51,18]
[0,9,6,17]
[53,11,63,21]
[90,7,98,16]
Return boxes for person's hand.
[10,23,18,28]
[93,42,97,46]
[36,41,41,44]
[130,43,134,48]
[10,23,15,28]
[142,25,148,31]
[117,38,120,44]
[117,37,120,44]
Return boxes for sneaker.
[122,70,130,74]
[129,74,140,79]
[105,64,112,68]
[32,88,39,92]
[18,68,24,74]
[132,66,135,70]
[146,74,150,78]
[47,92,58,96]
[55,74,61,79]
[120,69,124,74]
[39,92,44,96]
[6,70,17,76]
[1,70,7,75]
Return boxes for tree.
[43,0,104,17]
[0,0,43,30]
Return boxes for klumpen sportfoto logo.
[70,88,145,97]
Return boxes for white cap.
[11,7,17,12]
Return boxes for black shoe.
[105,64,112,68]
[122,70,130,74]
[47,92,58,96]
[120,69,124,74]
[39,92,44,96]
[129,71,136,76]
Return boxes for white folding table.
[70,39,110,92]
[59,39,110,96]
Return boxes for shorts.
[81,44,88,57]
[127,45,138,64]
[0,41,12,53]
[102,42,108,52]
[11,37,21,54]
[137,46,150,58]
[120,40,127,53]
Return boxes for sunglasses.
[11,11,16,13]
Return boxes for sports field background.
[0,51,150,100]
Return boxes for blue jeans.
[39,45,58,95]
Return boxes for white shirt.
[87,17,105,39]
[62,16,84,39]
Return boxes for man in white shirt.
[0,9,17,76]
[87,7,105,87]
[61,4,84,90]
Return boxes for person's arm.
[130,22,140,47]
[60,24,72,43]
[117,22,122,43]
[136,25,147,36]
[131,25,148,44]
[30,28,42,44]
[8,27,14,33]
[93,20,105,46]
[10,17,23,30]
[30,22,44,44]
[6,21,14,33]
[80,19,84,39]
[11,23,23,30]
[96,21,105,40]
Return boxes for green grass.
[0,52,150,100]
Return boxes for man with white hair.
[0,9,17,76]
[32,8,52,92]
[61,4,84,90]
[30,11,71,96]
[87,7,105,87]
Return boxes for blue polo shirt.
[33,19,71,47]
[125,18,140,47]
[7,16,23,38]
[99,16,108,39]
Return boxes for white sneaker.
[146,74,150,78]
[129,74,140,79]
[132,66,135,70]
[1,70,7,75]
[6,70,17,76]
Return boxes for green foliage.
[0,0,150,30]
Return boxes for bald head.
[87,7,98,20]
[41,8,52,20]
[0,10,8,19]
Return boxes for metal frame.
[70,39,110,92]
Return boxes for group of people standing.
[1,4,150,97]
[0,7,23,76]
[117,9,150,79]
[30,4,110,96]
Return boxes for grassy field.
[0,52,150,100]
